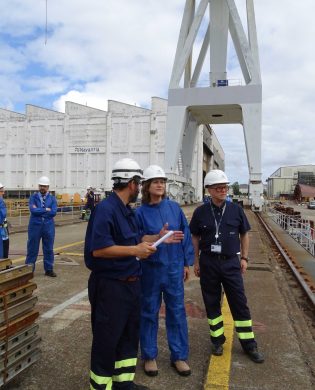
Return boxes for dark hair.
[113,182,129,191]
[141,179,166,204]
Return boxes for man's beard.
[39,189,47,195]
[129,190,139,204]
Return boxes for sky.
[0,0,314,184]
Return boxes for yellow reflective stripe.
[208,315,223,326]
[113,372,135,383]
[237,331,255,340]
[114,358,137,369]
[234,319,252,327]
[210,327,224,337]
[90,370,112,386]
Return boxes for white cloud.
[1,0,315,185]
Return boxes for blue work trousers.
[140,261,189,362]
[200,253,256,351]
[26,221,55,271]
[89,274,140,390]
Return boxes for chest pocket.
[116,227,138,246]
[199,223,215,241]
[226,220,240,236]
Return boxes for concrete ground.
[2,206,315,390]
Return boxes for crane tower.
[165,0,263,210]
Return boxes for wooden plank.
[0,283,37,309]
[0,260,12,272]
[0,266,33,292]
[0,324,39,356]
[0,296,38,327]
[0,349,40,386]
[0,336,41,371]
[0,311,39,340]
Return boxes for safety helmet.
[204,169,229,188]
[143,165,167,181]
[38,176,50,186]
[111,158,143,183]
[0,182,4,189]
[87,186,92,190]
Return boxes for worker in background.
[81,186,95,220]
[226,194,232,202]
[189,169,264,363]
[25,176,58,277]
[84,158,184,390]
[136,165,194,377]
[0,182,9,258]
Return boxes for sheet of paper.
[152,230,174,248]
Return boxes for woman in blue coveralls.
[136,165,194,377]
[0,182,9,258]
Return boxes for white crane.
[165,0,263,211]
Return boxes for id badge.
[211,243,222,253]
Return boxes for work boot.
[144,359,158,376]
[130,384,150,390]
[45,270,57,277]
[171,360,191,376]
[245,347,265,363]
[212,344,223,356]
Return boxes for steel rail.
[256,213,315,307]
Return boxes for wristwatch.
[241,256,249,262]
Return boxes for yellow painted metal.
[59,252,84,256]
[204,295,233,390]
[12,240,84,264]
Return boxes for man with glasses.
[189,169,264,363]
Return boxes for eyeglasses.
[210,185,229,192]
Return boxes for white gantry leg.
[242,102,263,210]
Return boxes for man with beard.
[84,158,184,390]
[25,176,57,277]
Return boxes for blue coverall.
[85,192,143,390]
[25,192,57,272]
[189,200,257,351]
[0,198,7,258]
[136,199,194,362]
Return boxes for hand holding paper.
[152,230,174,248]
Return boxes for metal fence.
[8,206,84,227]
[268,208,315,256]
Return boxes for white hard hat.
[87,186,92,190]
[111,158,143,183]
[0,182,4,189]
[38,176,50,186]
[204,169,229,188]
[143,165,167,181]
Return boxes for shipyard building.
[0,97,224,202]
[267,165,315,199]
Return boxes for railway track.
[256,212,315,307]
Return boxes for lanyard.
[210,201,226,242]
